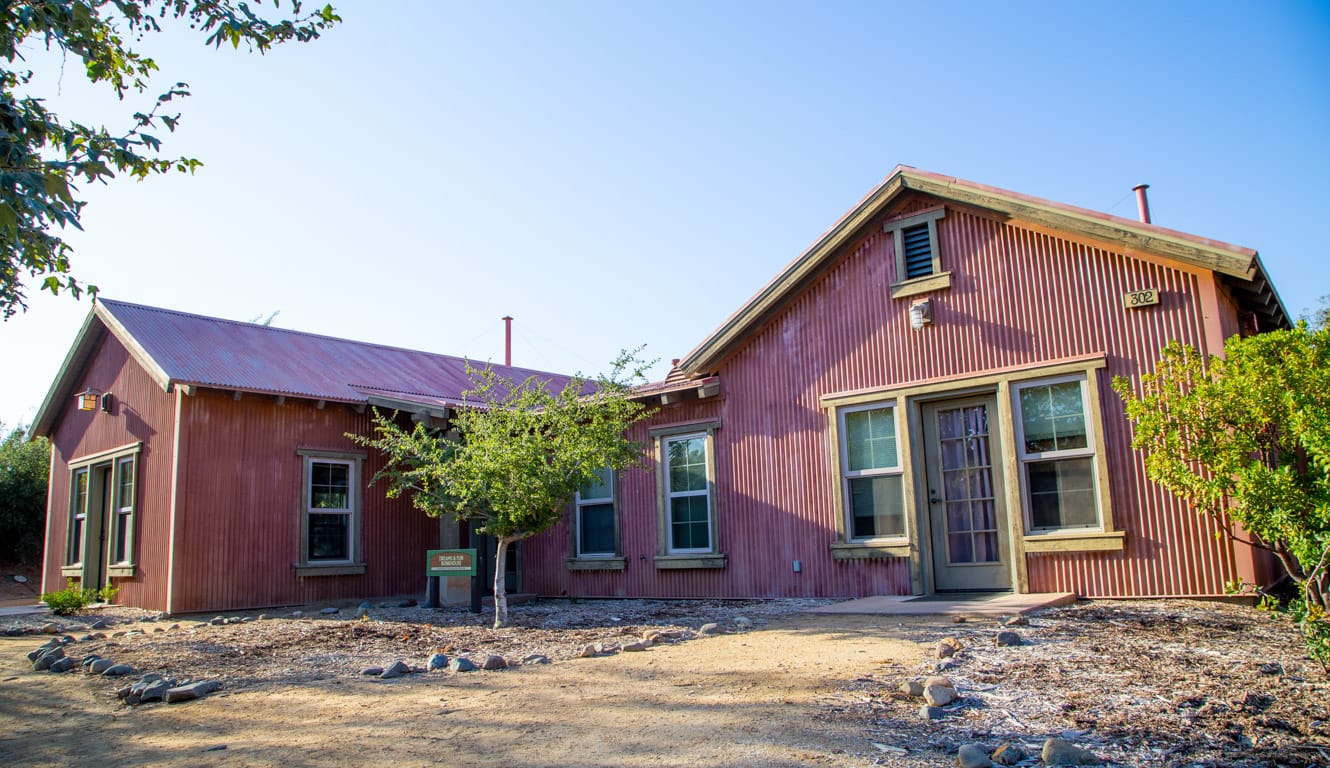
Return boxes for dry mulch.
[7,596,1328,766]
[822,600,1329,767]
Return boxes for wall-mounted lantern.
[909,299,933,331]
[76,389,100,411]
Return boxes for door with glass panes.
[922,396,1012,591]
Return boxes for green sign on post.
[427,548,477,577]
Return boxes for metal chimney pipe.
[1132,184,1152,224]
[502,316,513,366]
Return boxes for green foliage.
[40,578,118,615]
[1113,326,1330,668]
[0,422,51,563]
[350,350,655,627]
[0,1,340,319]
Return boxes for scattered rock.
[923,675,954,689]
[924,683,957,707]
[40,623,59,635]
[136,678,174,703]
[102,664,135,677]
[481,655,508,670]
[733,616,753,629]
[290,611,303,618]
[1258,662,1283,675]
[448,657,476,673]
[319,607,339,615]
[210,616,226,626]
[1003,615,1029,627]
[1041,738,1103,765]
[957,743,993,768]
[899,679,924,697]
[360,667,384,676]
[164,680,221,703]
[427,653,449,671]
[202,745,227,753]
[48,657,77,673]
[621,640,651,652]
[991,743,1025,765]
[698,622,723,636]
[995,630,1022,647]
[379,661,411,679]
[952,616,967,623]
[522,654,550,665]
[32,647,64,671]
[919,704,947,720]
[3,626,25,637]
[89,619,109,630]
[937,637,963,658]
[226,616,243,624]
[579,644,599,658]
[396,599,418,608]
[257,614,272,621]
[89,658,115,674]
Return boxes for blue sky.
[3,1,1328,429]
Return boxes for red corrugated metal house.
[32,300,579,614]
[522,166,1289,600]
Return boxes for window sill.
[60,565,81,578]
[294,563,367,577]
[566,557,626,572]
[1023,531,1125,553]
[654,554,727,570]
[107,565,137,578]
[830,541,911,560]
[890,271,952,299]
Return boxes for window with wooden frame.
[838,403,906,541]
[66,468,89,566]
[1013,375,1101,532]
[884,207,951,298]
[108,455,136,566]
[297,450,366,576]
[575,467,617,558]
[650,421,725,569]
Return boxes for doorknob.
[928,493,941,504]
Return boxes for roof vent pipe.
[502,316,513,366]
[1132,184,1152,224]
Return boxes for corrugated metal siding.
[525,194,1241,599]
[43,333,177,610]
[170,389,438,613]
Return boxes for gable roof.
[33,299,582,437]
[678,166,1289,375]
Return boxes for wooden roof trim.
[94,301,174,392]
[679,167,1277,374]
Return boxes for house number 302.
[1123,288,1160,309]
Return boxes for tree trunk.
[492,536,512,629]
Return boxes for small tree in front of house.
[1112,326,1330,668]
[351,351,653,628]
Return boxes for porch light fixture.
[909,299,933,330]
[76,389,100,411]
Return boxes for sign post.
[426,548,477,611]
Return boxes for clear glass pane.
[578,467,613,501]
[948,532,973,564]
[845,408,896,471]
[669,495,710,550]
[1022,381,1086,454]
[667,437,708,493]
[974,499,997,530]
[117,459,134,509]
[946,501,972,533]
[579,503,615,555]
[943,469,968,500]
[1026,458,1096,529]
[848,475,904,538]
[940,438,966,470]
[974,532,1000,562]
[310,462,350,510]
[113,512,130,564]
[308,513,349,560]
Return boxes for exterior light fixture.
[909,299,933,330]
[76,389,100,411]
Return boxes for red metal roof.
[96,299,583,404]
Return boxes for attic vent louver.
[901,224,934,279]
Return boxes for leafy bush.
[0,423,50,563]
[40,579,119,616]
[1114,325,1330,669]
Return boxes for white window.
[1014,375,1100,531]
[67,468,89,566]
[305,458,356,563]
[575,468,617,558]
[109,456,136,565]
[839,403,906,540]
[664,433,712,554]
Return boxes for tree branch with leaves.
[0,1,340,319]
[350,350,655,628]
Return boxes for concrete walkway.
[0,603,49,617]
[806,591,1076,617]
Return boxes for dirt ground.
[1,598,1326,767]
